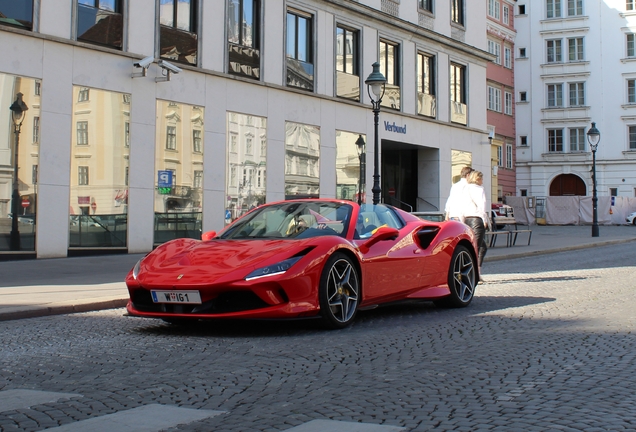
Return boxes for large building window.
[630,125,636,149]
[488,40,501,65]
[488,0,500,20]
[504,91,513,115]
[568,37,584,61]
[335,131,366,202]
[628,79,636,103]
[548,129,564,152]
[419,0,433,13]
[70,87,130,248]
[228,0,260,80]
[450,62,467,125]
[336,25,360,101]
[451,0,464,25]
[285,122,320,199]
[488,86,501,112]
[77,121,89,145]
[546,0,561,18]
[286,9,314,91]
[568,0,583,16]
[569,82,585,106]
[627,34,635,57]
[547,83,563,107]
[0,73,40,252]
[154,101,204,244]
[160,0,198,66]
[417,52,436,117]
[547,39,562,63]
[569,128,585,151]
[0,0,34,30]
[379,39,401,110]
[77,0,123,49]
[226,113,267,223]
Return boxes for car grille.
[131,289,270,314]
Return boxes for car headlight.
[245,257,302,281]
[132,259,142,280]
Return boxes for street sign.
[225,209,231,220]
[21,198,30,208]
[91,202,97,212]
[158,170,173,188]
[388,187,396,196]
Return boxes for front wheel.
[436,245,477,308]
[319,253,360,329]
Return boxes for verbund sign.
[384,121,406,134]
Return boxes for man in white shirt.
[444,166,473,221]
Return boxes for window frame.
[78,166,90,186]
[628,79,636,104]
[286,8,315,91]
[548,128,564,152]
[546,0,562,18]
[451,0,464,25]
[506,144,513,169]
[504,91,513,115]
[227,0,261,80]
[488,85,502,112]
[450,62,466,104]
[568,37,584,62]
[419,0,433,13]
[569,82,585,106]
[569,127,586,152]
[488,40,501,65]
[504,45,512,68]
[628,33,635,57]
[567,0,583,16]
[488,0,501,20]
[547,39,562,63]
[629,125,636,150]
[166,125,177,150]
[547,83,564,107]
[76,121,89,145]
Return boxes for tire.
[318,253,360,329]
[436,245,477,308]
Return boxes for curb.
[0,298,128,322]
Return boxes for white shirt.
[444,178,468,219]
[460,183,489,227]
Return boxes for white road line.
[285,419,405,432]
[43,404,224,432]
[0,389,82,413]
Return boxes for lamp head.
[355,134,366,156]
[587,122,600,150]
[365,62,387,102]
[9,93,28,125]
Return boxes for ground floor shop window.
[0,73,40,252]
[69,86,129,248]
[225,112,267,224]
[336,130,366,203]
[154,100,204,245]
[285,122,320,199]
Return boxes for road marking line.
[285,419,405,431]
[43,404,224,431]
[0,389,82,413]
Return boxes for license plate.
[151,290,202,304]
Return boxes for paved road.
[1,243,635,431]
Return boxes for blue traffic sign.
[158,170,173,188]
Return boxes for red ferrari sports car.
[126,199,479,329]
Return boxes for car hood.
[137,238,315,286]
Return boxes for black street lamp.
[587,122,600,238]
[364,62,387,205]
[355,135,366,205]
[9,93,29,251]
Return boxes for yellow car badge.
[177,274,184,280]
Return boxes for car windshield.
[219,201,352,240]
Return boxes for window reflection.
[160,0,198,65]
[0,0,34,30]
[77,1,123,49]
[285,122,320,200]
[451,150,472,184]
[336,131,366,202]
[0,73,40,251]
[154,101,204,244]
[69,86,130,248]
[336,26,360,100]
[228,0,260,80]
[226,112,267,224]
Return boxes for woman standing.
[462,170,489,267]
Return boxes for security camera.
[134,56,154,69]
[132,56,154,78]
[158,60,182,74]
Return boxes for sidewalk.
[0,225,634,322]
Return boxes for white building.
[515,0,636,201]
[0,0,491,258]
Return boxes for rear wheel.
[436,245,476,308]
[319,253,360,329]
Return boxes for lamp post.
[587,122,600,238]
[8,93,29,251]
[364,62,387,205]
[355,134,366,205]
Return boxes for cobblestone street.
[1,243,635,431]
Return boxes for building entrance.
[549,174,586,196]
[381,141,419,212]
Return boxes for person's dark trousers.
[464,217,487,266]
